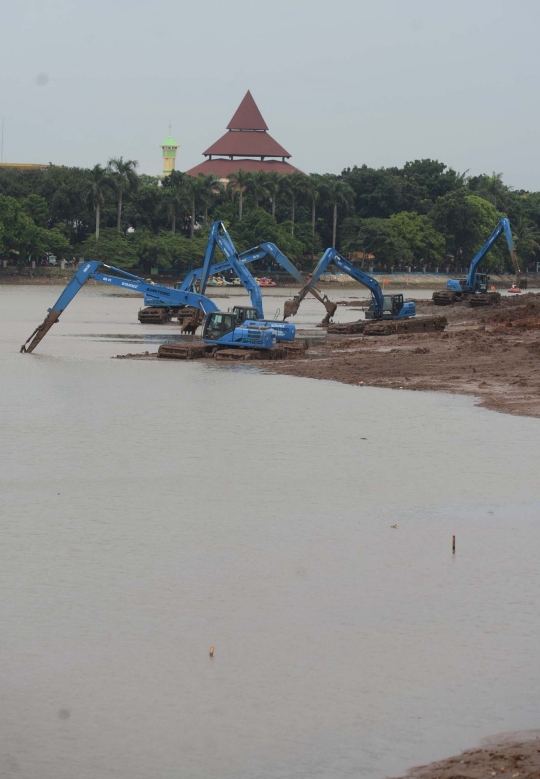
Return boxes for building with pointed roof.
[185,91,300,180]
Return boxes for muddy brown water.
[1,285,540,779]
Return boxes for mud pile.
[485,296,540,331]
[392,733,540,779]
[269,293,540,418]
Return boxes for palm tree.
[84,164,112,240]
[198,174,225,226]
[264,172,282,218]
[183,176,206,238]
[477,172,509,209]
[303,174,324,256]
[227,169,251,221]
[456,169,470,186]
[513,216,540,269]
[108,157,139,232]
[161,186,189,235]
[281,172,306,235]
[245,170,269,209]
[322,179,355,248]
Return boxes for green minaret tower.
[160,126,179,177]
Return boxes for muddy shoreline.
[268,293,540,418]
[114,293,540,419]
[392,731,540,779]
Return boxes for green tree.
[80,228,138,268]
[84,164,112,240]
[0,194,40,261]
[229,209,307,262]
[342,216,409,269]
[432,191,502,267]
[22,194,49,227]
[399,159,464,208]
[125,175,164,233]
[38,166,93,243]
[389,212,445,265]
[108,157,139,232]
[341,165,403,218]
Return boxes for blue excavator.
[140,221,336,331]
[433,217,522,306]
[20,261,278,355]
[284,248,446,335]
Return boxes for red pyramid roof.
[227,90,268,130]
[203,130,291,158]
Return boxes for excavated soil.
[268,293,540,418]
[392,732,540,779]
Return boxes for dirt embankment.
[269,293,540,418]
[392,732,540,779]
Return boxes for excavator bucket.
[180,309,203,335]
[283,298,300,319]
[20,309,61,353]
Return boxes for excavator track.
[138,307,175,324]
[157,342,308,361]
[469,292,501,308]
[328,316,447,336]
[157,343,207,359]
[432,290,460,306]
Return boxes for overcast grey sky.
[2,0,540,189]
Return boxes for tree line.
[1,158,540,274]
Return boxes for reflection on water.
[1,285,540,779]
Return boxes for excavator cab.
[203,312,238,340]
[382,294,404,316]
[231,306,259,324]
[366,293,415,320]
[475,273,489,293]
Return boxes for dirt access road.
[269,293,540,418]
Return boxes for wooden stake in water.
[452,535,456,554]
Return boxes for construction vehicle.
[139,221,336,328]
[433,218,523,306]
[20,261,279,357]
[284,248,446,335]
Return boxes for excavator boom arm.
[466,217,520,288]
[286,248,384,318]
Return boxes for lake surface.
[1,285,540,779]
